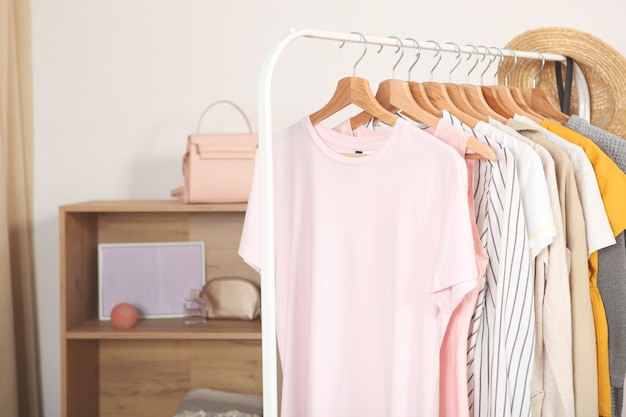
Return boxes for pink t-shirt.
[429,120,487,417]
[240,116,478,417]
[336,118,488,417]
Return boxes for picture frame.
[98,241,206,320]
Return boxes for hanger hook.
[339,31,368,77]
[504,48,518,87]
[478,46,495,85]
[405,38,421,81]
[491,46,505,84]
[376,42,385,54]
[443,42,462,83]
[532,50,545,88]
[388,36,405,79]
[465,44,480,83]
[426,40,442,81]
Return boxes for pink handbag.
[171,100,257,203]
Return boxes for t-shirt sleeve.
[517,146,557,257]
[238,151,262,273]
[429,157,479,314]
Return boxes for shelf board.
[66,318,262,340]
[60,200,248,213]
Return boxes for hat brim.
[499,27,626,138]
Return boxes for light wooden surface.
[99,340,262,417]
[67,318,262,340]
[60,200,262,417]
[60,200,247,213]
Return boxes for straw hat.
[499,27,626,138]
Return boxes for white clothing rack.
[256,28,591,417]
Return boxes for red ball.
[110,302,139,329]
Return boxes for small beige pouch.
[200,277,261,320]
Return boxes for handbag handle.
[555,57,574,115]
[196,100,254,134]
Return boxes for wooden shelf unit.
[60,200,262,417]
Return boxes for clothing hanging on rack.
[537,118,626,417]
[333,117,489,417]
[337,114,557,417]
[489,118,573,417]
[240,116,480,417]
[251,29,602,417]
[505,117,599,417]
[443,111,536,417]
[508,115,626,417]
[565,115,626,416]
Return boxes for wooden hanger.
[480,85,512,118]
[408,81,441,116]
[463,47,519,121]
[521,52,570,123]
[425,90,497,160]
[522,88,570,123]
[309,33,397,128]
[394,40,494,160]
[348,78,496,160]
[457,45,506,123]
[350,38,441,129]
[481,84,542,124]
[483,48,544,124]
[309,76,398,127]
[308,76,397,158]
[465,136,498,161]
[422,81,481,127]
[408,40,496,160]
[439,43,489,123]
[504,49,562,122]
[510,85,547,121]
[394,79,498,160]
[462,84,507,122]
[351,38,496,161]
[509,87,537,113]
[418,40,482,128]
[349,78,441,128]
[402,38,442,117]
[444,83,490,122]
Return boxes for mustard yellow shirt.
[543,120,626,417]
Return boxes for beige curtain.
[0,0,41,415]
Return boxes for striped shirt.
[491,119,575,417]
[442,111,533,417]
[474,121,556,257]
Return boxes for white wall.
[30,1,626,415]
